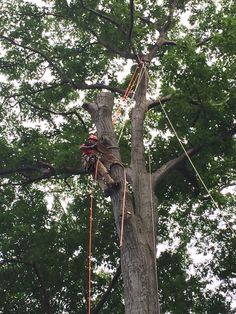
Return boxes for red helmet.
[88,134,97,141]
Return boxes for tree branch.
[1,34,128,95]
[146,94,172,110]
[138,15,155,26]
[152,146,201,187]
[23,100,87,131]
[196,36,212,47]
[152,123,236,188]
[143,0,177,62]
[161,0,178,34]
[128,0,135,45]
[80,0,141,61]
[3,81,125,100]
[127,0,140,61]
[0,165,39,176]
[31,263,52,314]
[0,35,74,85]
[0,163,87,186]
[145,37,176,63]
[80,0,127,37]
[3,82,67,99]
[74,82,126,95]
[87,28,136,59]
[92,265,121,314]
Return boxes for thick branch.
[162,39,177,46]
[0,163,86,186]
[127,0,140,60]
[0,165,39,176]
[147,94,172,110]
[152,146,201,186]
[145,37,176,63]
[74,82,126,95]
[152,124,236,187]
[92,265,121,314]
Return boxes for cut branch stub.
[83,92,117,148]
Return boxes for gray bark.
[83,91,160,314]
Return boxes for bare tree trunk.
[83,92,160,314]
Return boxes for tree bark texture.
[84,91,160,314]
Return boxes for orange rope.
[122,64,140,101]
[88,159,99,314]
[88,188,93,314]
[112,62,143,124]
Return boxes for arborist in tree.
[80,134,121,196]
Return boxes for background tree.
[0,0,235,313]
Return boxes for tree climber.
[80,134,121,196]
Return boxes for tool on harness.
[80,135,121,196]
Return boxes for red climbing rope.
[112,61,144,124]
[122,64,140,101]
[88,188,93,314]
[88,159,99,314]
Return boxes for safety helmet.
[88,134,97,141]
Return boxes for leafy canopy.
[0,0,235,313]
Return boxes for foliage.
[0,0,235,313]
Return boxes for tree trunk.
[83,92,160,314]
